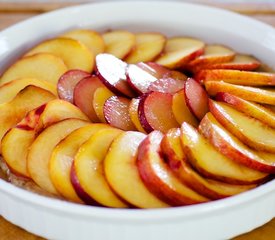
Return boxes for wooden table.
[1,1,275,239]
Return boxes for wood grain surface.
[1,1,275,239]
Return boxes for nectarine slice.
[184,78,209,120]
[103,96,136,130]
[2,99,88,178]
[102,30,135,59]
[125,32,166,63]
[172,89,198,127]
[73,75,104,122]
[199,112,275,174]
[96,53,136,97]
[61,29,105,56]
[27,118,89,194]
[0,85,55,151]
[105,131,169,208]
[0,77,56,104]
[25,38,94,72]
[161,128,256,199]
[93,86,115,123]
[156,37,204,69]
[73,128,128,207]
[205,81,275,105]
[216,92,275,128]
[180,122,267,184]
[137,131,209,206]
[57,69,90,103]
[209,100,275,153]
[0,53,67,85]
[128,98,146,133]
[148,77,185,94]
[138,91,179,133]
[49,123,111,203]
[196,69,275,86]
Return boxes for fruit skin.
[104,131,169,208]
[138,91,179,133]
[137,130,209,206]
[209,99,275,153]
[57,69,90,103]
[180,122,268,184]
[128,98,146,133]
[27,118,89,195]
[0,85,55,152]
[199,112,275,174]
[49,123,111,203]
[0,53,68,85]
[73,75,104,122]
[161,128,256,199]
[205,80,275,105]
[72,128,129,208]
[25,38,94,72]
[216,92,275,128]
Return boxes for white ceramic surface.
[1,1,275,240]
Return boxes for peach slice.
[148,77,185,94]
[209,100,275,153]
[96,53,136,97]
[156,37,204,69]
[73,128,129,207]
[205,81,275,105]
[128,98,146,133]
[216,92,275,128]
[137,130,209,206]
[0,85,55,150]
[196,54,261,71]
[25,38,94,72]
[187,44,235,72]
[0,53,68,85]
[196,69,275,86]
[180,122,267,184]
[125,32,166,63]
[27,118,89,195]
[161,128,256,199]
[61,29,105,56]
[73,75,104,122]
[184,78,209,120]
[172,89,198,127]
[93,86,115,123]
[103,96,136,130]
[105,131,169,208]
[2,99,89,177]
[136,62,171,79]
[199,112,275,173]
[138,91,179,133]
[0,77,57,104]
[102,30,135,59]
[57,70,91,103]
[49,123,111,203]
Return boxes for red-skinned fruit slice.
[103,95,136,131]
[137,62,171,79]
[73,75,104,122]
[95,53,136,97]
[180,122,268,184]
[147,77,185,94]
[137,130,209,206]
[57,69,90,103]
[199,112,275,174]
[184,78,209,120]
[156,37,205,69]
[104,131,169,208]
[128,98,146,133]
[161,128,256,199]
[138,91,179,133]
